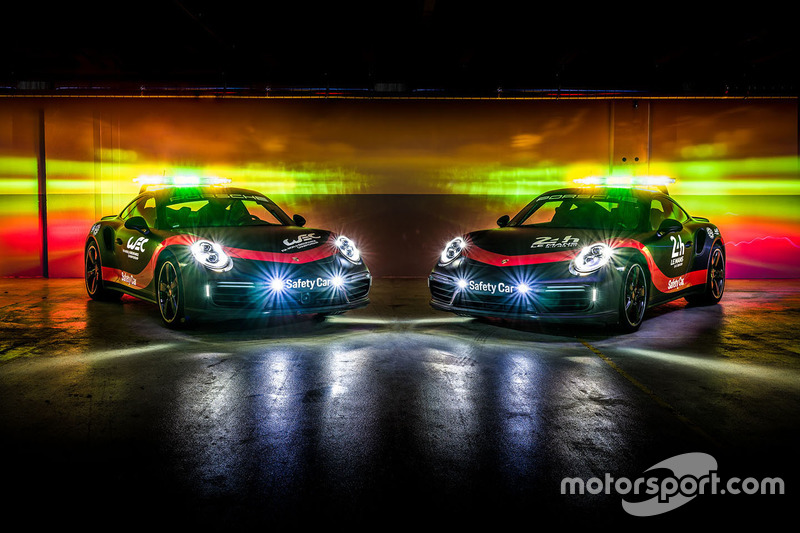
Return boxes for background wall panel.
[0,97,797,278]
[0,107,41,277]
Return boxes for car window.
[514,198,643,230]
[649,198,689,230]
[122,196,157,227]
[119,199,138,220]
[163,197,288,228]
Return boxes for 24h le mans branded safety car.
[84,177,371,327]
[428,177,725,332]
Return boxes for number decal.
[670,235,685,258]
[669,235,685,268]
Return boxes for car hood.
[183,226,333,254]
[466,227,613,256]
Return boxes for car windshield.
[511,197,644,231]
[162,192,292,228]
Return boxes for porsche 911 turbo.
[428,177,725,332]
[84,177,371,327]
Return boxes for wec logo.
[127,236,149,252]
[283,233,320,247]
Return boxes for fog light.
[331,275,345,288]
[270,278,285,292]
[516,283,530,294]
[457,279,468,289]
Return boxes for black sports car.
[84,179,371,326]
[428,182,725,331]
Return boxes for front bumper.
[180,254,371,318]
[428,258,620,322]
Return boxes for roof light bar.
[573,175,675,194]
[134,175,231,192]
[574,175,675,187]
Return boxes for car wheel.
[157,257,186,327]
[618,261,647,332]
[686,244,725,306]
[85,241,121,301]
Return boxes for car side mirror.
[497,214,510,227]
[124,216,150,234]
[292,214,306,227]
[656,218,682,238]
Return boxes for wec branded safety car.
[84,177,371,326]
[428,178,725,331]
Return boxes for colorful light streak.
[1,98,798,278]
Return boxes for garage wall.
[0,96,798,278]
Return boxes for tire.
[85,241,121,301]
[156,257,186,327]
[617,261,648,332]
[686,244,725,306]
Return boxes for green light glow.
[439,156,800,197]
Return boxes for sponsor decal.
[91,223,101,236]
[531,235,580,249]
[120,271,137,287]
[667,276,685,290]
[282,233,321,251]
[283,277,336,290]
[124,236,149,261]
[705,227,714,239]
[669,234,685,267]
[467,280,515,295]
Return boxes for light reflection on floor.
[0,278,798,525]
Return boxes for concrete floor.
[0,278,798,526]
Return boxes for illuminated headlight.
[456,278,468,289]
[516,283,530,294]
[571,243,612,275]
[331,275,345,288]
[440,237,466,265]
[270,277,285,292]
[336,235,361,263]
[191,240,232,272]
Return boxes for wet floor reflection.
[1,279,798,524]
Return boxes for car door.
[644,196,694,291]
[114,195,158,291]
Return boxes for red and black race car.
[428,178,725,332]
[84,177,371,327]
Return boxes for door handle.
[115,238,123,245]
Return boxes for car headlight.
[440,237,466,265]
[336,235,361,263]
[191,240,232,272]
[571,243,612,275]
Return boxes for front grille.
[346,275,371,301]
[429,277,457,303]
[212,282,262,308]
[538,285,592,312]
[430,274,593,315]
[211,273,370,309]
